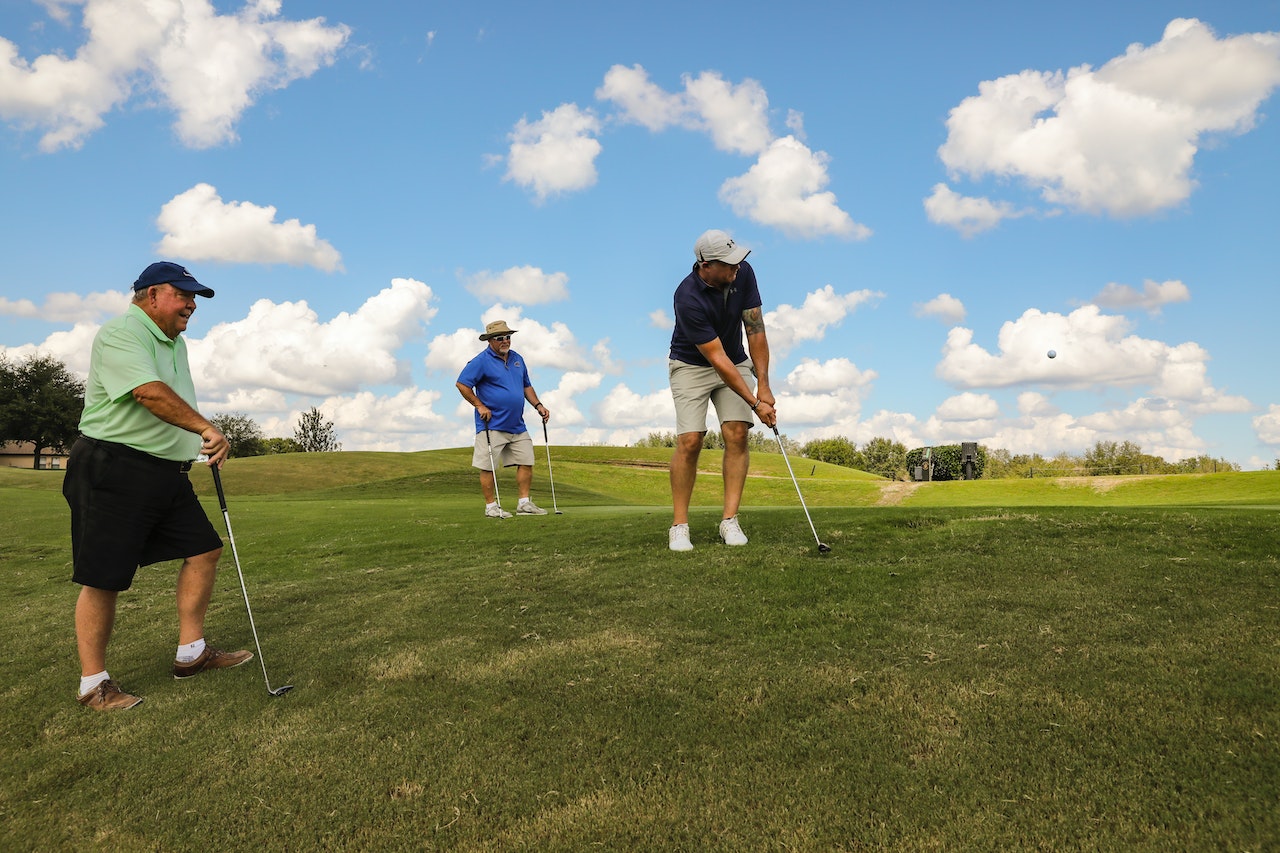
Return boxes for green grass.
[2,451,1278,851]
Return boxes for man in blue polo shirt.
[456,320,552,518]
[667,230,777,551]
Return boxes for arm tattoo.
[743,306,766,337]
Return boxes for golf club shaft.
[211,465,284,694]
[542,420,560,513]
[484,426,503,510]
[772,425,825,548]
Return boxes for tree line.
[3,354,1268,472]
[0,353,340,464]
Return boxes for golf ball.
[1047,350,1057,359]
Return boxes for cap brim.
[724,246,750,265]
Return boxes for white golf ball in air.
[1047,350,1057,359]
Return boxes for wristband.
[751,400,760,411]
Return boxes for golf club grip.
[211,463,228,512]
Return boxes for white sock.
[519,497,532,505]
[79,671,109,697]
[176,638,206,663]
[486,501,499,510]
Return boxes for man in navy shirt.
[456,320,552,517]
[667,230,776,551]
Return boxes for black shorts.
[62,437,223,592]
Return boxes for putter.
[484,426,506,516]
[542,420,563,514]
[771,425,832,554]
[211,465,294,695]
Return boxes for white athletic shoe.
[669,523,693,552]
[485,504,513,519]
[516,500,548,515]
[719,516,748,546]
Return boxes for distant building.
[0,440,69,470]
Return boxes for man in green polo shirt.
[63,262,252,711]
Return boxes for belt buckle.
[180,461,193,473]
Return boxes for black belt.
[80,436,194,472]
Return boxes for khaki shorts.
[669,359,757,436]
[472,430,535,470]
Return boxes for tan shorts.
[472,430,535,470]
[669,359,756,436]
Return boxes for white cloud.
[1092,279,1191,314]
[0,0,349,151]
[1255,404,1280,446]
[936,305,1246,408]
[504,103,603,201]
[720,136,871,240]
[425,306,595,376]
[937,18,1280,217]
[914,292,966,325]
[924,183,1028,236]
[765,285,882,355]
[936,392,1001,421]
[464,265,569,305]
[595,383,673,427]
[649,309,673,329]
[190,278,435,398]
[784,357,876,395]
[595,63,687,132]
[155,184,343,271]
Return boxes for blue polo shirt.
[668,260,761,366]
[457,347,532,434]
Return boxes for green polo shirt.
[78,304,202,461]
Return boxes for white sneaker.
[719,516,748,546]
[485,504,513,519]
[516,500,548,515]
[669,523,693,552]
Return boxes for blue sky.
[3,1,1279,468]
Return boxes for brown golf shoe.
[173,646,254,679]
[78,679,143,711]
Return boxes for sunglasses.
[491,335,512,342]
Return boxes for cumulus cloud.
[937,18,1280,218]
[936,392,1001,421]
[924,183,1030,236]
[721,137,871,239]
[424,305,594,375]
[914,293,966,325]
[649,309,673,329]
[464,265,569,305]
[936,304,1247,410]
[155,184,343,270]
[765,285,883,355]
[0,290,129,323]
[1255,404,1280,446]
[503,103,603,201]
[1091,279,1191,314]
[504,63,867,239]
[190,278,436,398]
[0,0,350,151]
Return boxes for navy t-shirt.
[457,347,532,434]
[668,260,762,366]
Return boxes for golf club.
[484,426,506,516]
[542,420,563,514]
[771,424,832,554]
[210,465,294,696]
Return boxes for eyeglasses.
[491,335,512,342]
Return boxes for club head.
[555,510,564,515]
[269,685,294,696]
[817,543,832,554]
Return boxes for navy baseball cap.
[132,262,215,297]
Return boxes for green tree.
[0,353,84,468]
[633,432,676,448]
[262,437,302,454]
[862,436,908,480]
[801,436,861,468]
[294,407,342,452]
[210,412,265,458]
